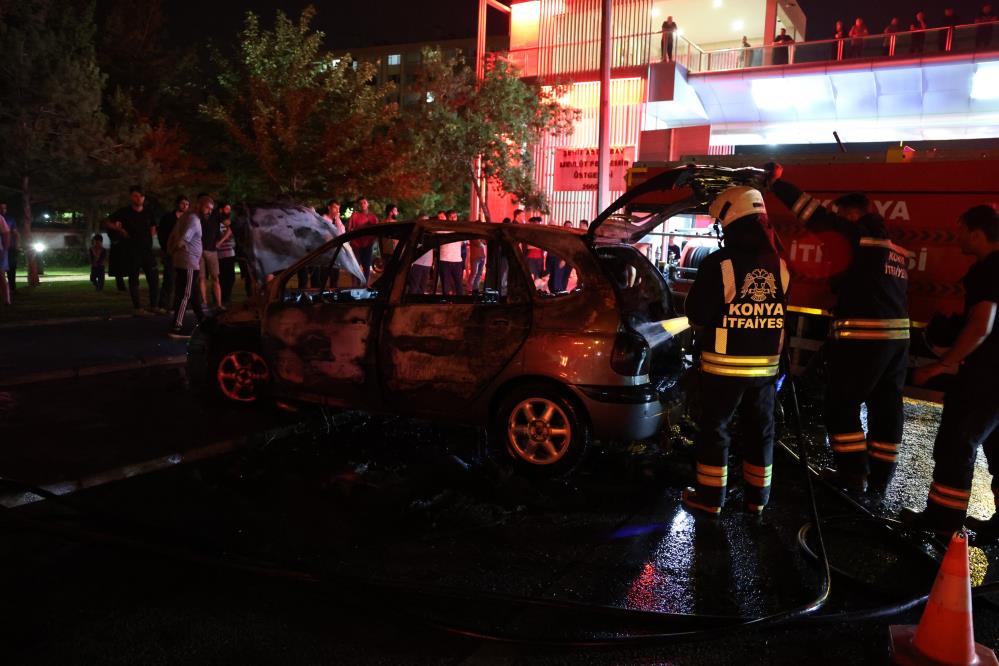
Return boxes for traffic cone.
[890,530,998,665]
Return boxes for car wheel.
[212,347,272,404]
[491,384,590,477]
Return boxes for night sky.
[171,0,980,48]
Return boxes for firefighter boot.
[682,488,721,518]
[818,467,867,494]
[965,515,999,544]
[899,507,964,541]
[966,484,999,544]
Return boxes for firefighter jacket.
[686,244,789,378]
[772,180,910,341]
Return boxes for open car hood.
[586,165,768,244]
[231,204,365,287]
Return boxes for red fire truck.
[593,150,999,394]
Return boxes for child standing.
[90,233,107,291]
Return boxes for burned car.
[188,205,688,475]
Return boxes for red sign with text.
[554,147,635,191]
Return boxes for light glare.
[971,64,999,100]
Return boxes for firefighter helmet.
[709,186,767,228]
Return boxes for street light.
[32,242,47,254]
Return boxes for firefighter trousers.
[694,372,776,510]
[923,369,999,529]
[824,338,909,484]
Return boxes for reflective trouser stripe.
[868,440,899,463]
[697,463,727,488]
[743,463,773,488]
[685,495,722,514]
[833,329,909,340]
[928,482,971,511]
[701,352,780,366]
[832,318,910,341]
[831,431,866,454]
[701,362,778,377]
[833,318,911,329]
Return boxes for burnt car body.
[189,209,688,474]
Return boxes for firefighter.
[682,186,789,516]
[768,164,910,494]
[901,205,999,538]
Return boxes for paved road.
[0,316,190,385]
[1,338,998,663]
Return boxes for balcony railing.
[508,21,999,78]
[696,22,999,73]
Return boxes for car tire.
[207,342,273,406]
[490,383,590,478]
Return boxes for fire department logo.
[740,269,778,303]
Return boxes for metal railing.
[507,20,999,77]
[696,22,999,73]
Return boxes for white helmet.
[709,186,766,228]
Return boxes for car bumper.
[574,383,666,441]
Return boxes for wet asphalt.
[3,370,999,664]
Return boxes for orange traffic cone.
[890,530,998,665]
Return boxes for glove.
[762,162,783,188]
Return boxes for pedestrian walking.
[740,36,752,67]
[157,195,189,312]
[216,203,236,307]
[769,164,910,495]
[104,185,160,316]
[910,11,929,53]
[661,16,677,61]
[773,27,794,65]
[682,186,789,517]
[0,211,10,306]
[348,198,378,278]
[200,199,223,310]
[440,209,465,296]
[940,7,960,51]
[976,3,997,49]
[167,194,212,338]
[89,234,107,291]
[900,205,998,538]
[0,203,19,293]
[883,17,901,56]
[848,17,870,57]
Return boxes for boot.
[899,507,962,541]
[818,467,867,494]
[965,515,999,544]
[681,488,721,517]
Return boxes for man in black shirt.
[901,205,999,537]
[104,185,159,315]
[661,16,677,61]
[157,195,189,312]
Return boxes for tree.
[0,0,148,284]
[202,6,425,202]
[408,48,577,221]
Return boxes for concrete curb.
[0,354,187,388]
[0,438,242,509]
[0,314,139,330]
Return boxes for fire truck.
[595,150,999,397]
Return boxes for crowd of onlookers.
[662,4,998,65]
[88,184,597,337]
